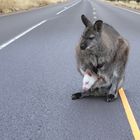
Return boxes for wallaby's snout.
[80,36,87,50]
[80,43,86,50]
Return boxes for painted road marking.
[56,7,68,15]
[0,20,47,50]
[92,7,97,19]
[56,0,81,15]
[102,1,140,15]
[67,0,81,8]
[94,16,97,19]
[0,0,81,50]
[111,4,140,15]
[119,88,140,140]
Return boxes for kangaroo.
[72,15,129,102]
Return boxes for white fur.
[113,70,118,77]
[82,73,97,91]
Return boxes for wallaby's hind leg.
[71,86,110,100]
[106,39,129,102]
[106,93,117,102]
[106,77,124,102]
[106,79,118,102]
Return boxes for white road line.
[94,16,97,19]
[56,0,81,15]
[114,5,140,15]
[67,0,81,8]
[104,2,140,15]
[0,20,47,50]
[0,0,81,50]
[56,7,68,15]
[93,12,96,15]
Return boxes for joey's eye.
[89,35,95,40]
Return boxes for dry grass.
[0,0,67,14]
[106,0,140,10]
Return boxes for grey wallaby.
[72,15,129,102]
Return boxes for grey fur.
[72,15,129,102]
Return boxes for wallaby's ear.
[81,15,92,27]
[94,20,103,32]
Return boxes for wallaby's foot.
[106,93,117,102]
[72,92,90,100]
[72,92,82,100]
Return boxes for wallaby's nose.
[80,44,86,50]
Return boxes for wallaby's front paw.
[72,92,82,100]
[106,94,117,102]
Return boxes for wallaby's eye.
[89,34,95,40]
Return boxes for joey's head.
[82,70,97,92]
[80,15,103,50]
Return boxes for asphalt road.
[0,0,140,139]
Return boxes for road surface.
[0,0,140,139]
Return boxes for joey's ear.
[81,15,92,27]
[94,20,103,32]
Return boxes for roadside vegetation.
[0,0,67,14]
[106,0,140,10]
